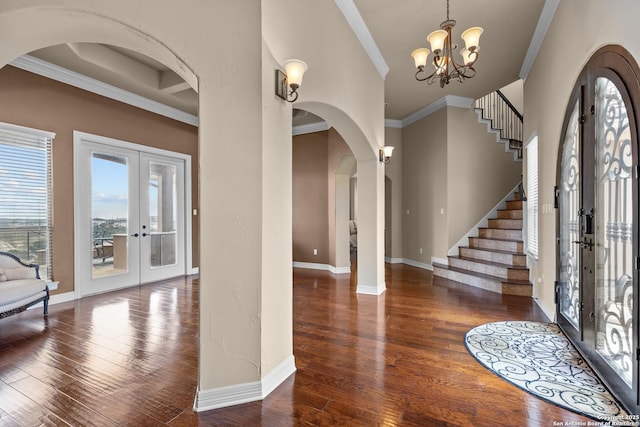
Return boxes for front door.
[557,46,640,414]
[74,133,187,296]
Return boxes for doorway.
[556,46,640,414]
[74,132,189,296]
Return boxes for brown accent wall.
[0,65,199,295]
[292,129,352,266]
[293,131,329,263]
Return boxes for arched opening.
[296,101,386,295]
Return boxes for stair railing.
[475,89,524,158]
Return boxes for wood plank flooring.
[0,264,593,426]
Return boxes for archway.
[296,101,386,295]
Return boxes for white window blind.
[526,136,539,259]
[0,123,55,279]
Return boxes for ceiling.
[24,0,547,125]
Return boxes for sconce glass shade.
[379,146,395,163]
[427,29,448,53]
[461,27,483,51]
[411,48,430,69]
[283,59,308,88]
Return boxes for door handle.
[572,239,594,250]
[131,233,139,237]
[142,233,148,237]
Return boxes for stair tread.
[433,263,532,286]
[459,246,526,256]
[470,236,524,243]
[448,255,528,270]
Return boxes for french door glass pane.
[91,153,129,278]
[559,99,581,329]
[594,77,634,388]
[148,161,177,267]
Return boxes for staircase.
[475,89,524,161]
[433,190,532,297]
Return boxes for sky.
[91,155,160,221]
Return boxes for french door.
[557,47,640,414]
[74,133,187,296]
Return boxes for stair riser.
[488,219,523,229]
[478,228,522,240]
[506,200,523,210]
[433,266,532,297]
[448,257,529,281]
[459,247,527,267]
[469,238,523,253]
[497,210,523,219]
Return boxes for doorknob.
[131,233,139,237]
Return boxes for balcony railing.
[0,227,47,263]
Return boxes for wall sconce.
[275,59,308,102]
[379,146,395,164]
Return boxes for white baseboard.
[194,381,262,412]
[356,283,386,295]
[194,355,296,412]
[50,291,76,305]
[534,297,555,322]
[431,257,448,266]
[385,257,403,264]
[292,261,350,274]
[402,258,433,271]
[189,267,199,275]
[261,355,296,397]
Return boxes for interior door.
[75,136,187,296]
[557,57,639,413]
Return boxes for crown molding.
[384,119,403,129]
[10,55,199,127]
[519,0,560,80]
[334,0,389,79]
[401,95,474,128]
[292,121,330,136]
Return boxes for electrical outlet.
[313,249,317,255]
[419,248,423,254]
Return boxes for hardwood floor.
[0,264,593,426]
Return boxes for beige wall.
[292,129,352,267]
[402,108,448,265]
[0,65,199,295]
[292,131,329,264]
[524,0,640,317]
[447,106,521,248]
[384,127,403,259]
[402,105,521,265]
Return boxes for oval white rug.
[465,320,629,421]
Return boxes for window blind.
[526,136,539,259]
[0,123,55,279]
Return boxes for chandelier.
[411,0,483,87]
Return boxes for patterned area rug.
[465,321,628,422]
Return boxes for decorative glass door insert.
[594,77,634,388]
